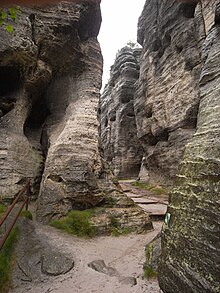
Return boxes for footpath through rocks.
[11,181,167,293]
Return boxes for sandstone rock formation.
[157,1,220,293]
[135,0,202,185]
[0,2,102,212]
[0,2,152,234]
[100,46,143,178]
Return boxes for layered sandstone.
[157,1,220,293]
[0,2,152,234]
[100,46,142,178]
[135,0,202,185]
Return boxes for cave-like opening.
[24,95,50,198]
[0,66,22,117]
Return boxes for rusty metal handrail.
[0,179,31,250]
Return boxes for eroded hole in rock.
[151,38,162,52]
[48,174,63,183]
[127,112,135,118]
[179,3,197,19]
[215,3,220,24]
[0,66,21,117]
[24,94,50,197]
[157,128,169,142]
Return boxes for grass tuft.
[144,265,157,279]
[20,210,33,220]
[50,210,95,238]
[0,226,20,293]
[131,182,167,195]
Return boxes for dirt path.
[12,221,163,293]
[12,181,165,293]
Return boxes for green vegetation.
[144,243,157,279]
[105,196,117,207]
[144,265,157,279]
[50,210,95,238]
[0,204,7,218]
[109,215,130,236]
[131,181,167,196]
[0,226,20,293]
[0,7,20,33]
[111,227,129,237]
[20,210,33,220]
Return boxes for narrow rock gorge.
[101,0,220,292]
[100,46,143,178]
[0,1,152,234]
[1,0,220,292]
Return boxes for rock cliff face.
[136,0,203,186]
[0,2,152,234]
[100,46,143,178]
[0,2,102,212]
[152,1,220,293]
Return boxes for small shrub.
[20,210,33,220]
[0,226,20,293]
[50,210,95,238]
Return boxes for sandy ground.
[12,221,163,293]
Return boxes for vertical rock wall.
[135,0,202,185]
[0,2,152,234]
[0,3,103,216]
[100,47,143,178]
[159,1,220,293]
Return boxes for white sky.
[98,0,146,88]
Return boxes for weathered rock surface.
[100,46,143,178]
[135,0,202,185]
[88,259,137,285]
[0,2,152,234]
[158,1,220,293]
[12,218,74,286]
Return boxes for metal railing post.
[0,179,31,251]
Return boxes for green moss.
[0,226,20,293]
[20,210,33,220]
[50,210,95,238]
[109,215,119,228]
[131,181,154,190]
[151,187,167,195]
[105,197,117,207]
[0,204,6,218]
[109,214,130,237]
[144,243,157,279]
[111,227,130,237]
[132,182,168,196]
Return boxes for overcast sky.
[98,0,146,88]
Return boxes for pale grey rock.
[135,0,202,185]
[159,1,220,293]
[12,218,74,286]
[88,260,119,277]
[0,3,152,234]
[100,46,143,178]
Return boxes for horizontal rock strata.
[100,46,143,178]
[0,2,152,234]
[158,1,220,293]
[135,0,202,185]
